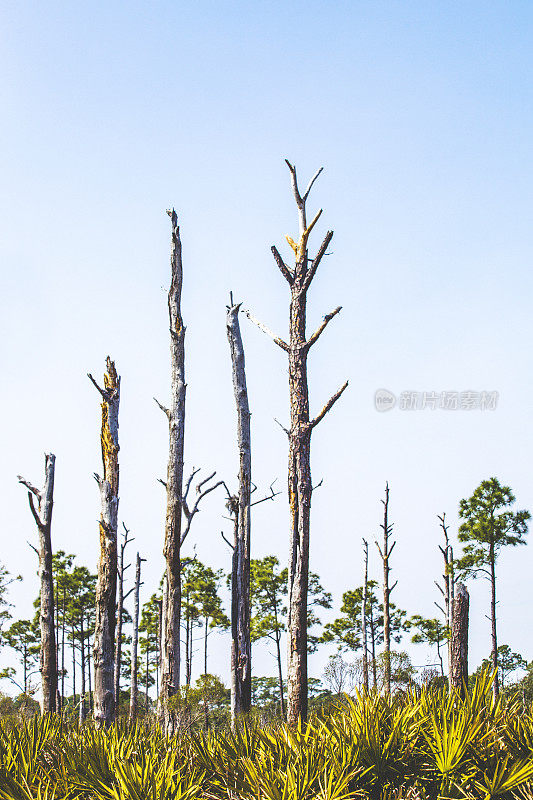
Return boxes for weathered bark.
[376,483,396,695]
[248,162,347,723]
[226,300,252,721]
[436,513,455,687]
[61,588,66,711]
[369,603,377,688]
[18,453,57,713]
[489,544,499,699]
[89,357,120,728]
[450,582,469,697]
[115,523,133,715]
[79,611,87,723]
[129,552,142,723]
[361,539,369,692]
[157,209,186,733]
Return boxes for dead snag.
[88,357,120,728]
[129,552,144,723]
[226,297,252,721]
[361,538,369,692]
[450,582,469,697]
[18,454,57,713]
[155,209,186,733]
[375,482,396,696]
[115,523,133,713]
[435,512,455,687]
[247,161,347,723]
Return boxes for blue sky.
[2,1,533,694]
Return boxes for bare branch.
[157,478,167,489]
[153,397,170,419]
[183,468,201,506]
[27,492,42,529]
[26,540,39,556]
[244,310,289,352]
[250,481,281,507]
[196,471,216,494]
[308,381,349,429]
[285,159,303,207]
[390,580,398,594]
[17,476,41,498]
[274,418,290,436]
[305,307,342,350]
[87,373,108,399]
[303,167,324,201]
[123,587,135,601]
[312,478,324,491]
[271,246,294,285]
[302,230,334,291]
[180,479,225,546]
[221,531,234,550]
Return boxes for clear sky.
[2,1,533,694]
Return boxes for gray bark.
[89,357,120,728]
[114,523,132,714]
[376,482,396,695]
[248,161,347,723]
[158,209,186,733]
[18,453,57,714]
[361,538,369,692]
[129,552,142,722]
[226,300,252,721]
[436,513,455,687]
[450,582,469,697]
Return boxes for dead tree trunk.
[489,545,499,699]
[129,552,143,723]
[115,523,133,715]
[376,483,396,695]
[436,513,455,686]
[88,357,120,728]
[79,611,87,723]
[450,582,469,697]
[156,209,186,732]
[226,298,252,721]
[247,161,347,723]
[18,454,57,713]
[361,538,369,692]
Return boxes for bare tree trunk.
[114,523,132,716]
[129,552,142,723]
[274,628,286,717]
[450,582,469,697]
[88,644,93,713]
[437,513,455,687]
[248,162,347,723]
[71,627,76,701]
[157,209,186,733]
[146,645,150,713]
[376,482,396,695]
[369,604,377,689]
[61,588,66,711]
[361,538,369,692]
[89,357,120,728]
[490,545,499,699]
[226,298,252,721]
[79,612,87,723]
[18,454,57,713]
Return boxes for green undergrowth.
[0,672,533,800]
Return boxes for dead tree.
[361,538,369,692]
[18,454,57,713]
[88,357,120,728]
[246,161,347,723]
[129,552,145,723]
[155,208,187,732]
[435,512,455,684]
[450,582,469,697]
[375,482,396,695]
[115,523,133,713]
[226,296,252,720]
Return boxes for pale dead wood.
[91,356,120,728]
[244,309,289,352]
[18,454,57,713]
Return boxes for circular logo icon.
[374,389,396,412]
